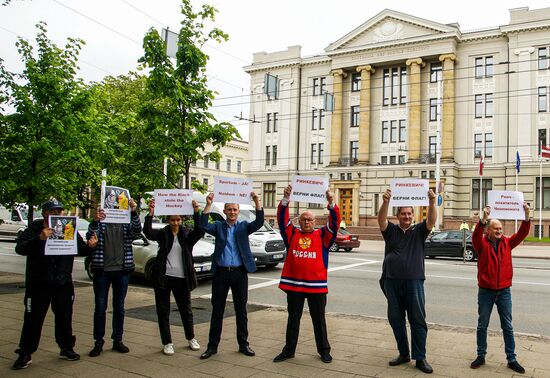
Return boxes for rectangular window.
[266,113,271,133]
[399,120,407,142]
[320,77,326,95]
[390,155,396,165]
[311,109,318,130]
[265,146,270,167]
[398,155,405,164]
[475,58,484,78]
[539,47,548,70]
[429,136,437,157]
[382,121,389,143]
[319,109,325,130]
[215,160,220,170]
[539,129,547,155]
[429,98,439,121]
[311,143,317,164]
[383,69,390,106]
[474,133,482,157]
[237,161,242,173]
[539,87,547,112]
[485,93,493,117]
[204,156,209,168]
[391,68,399,105]
[421,170,427,179]
[226,159,231,172]
[351,72,361,92]
[350,141,358,163]
[390,120,397,143]
[273,112,278,132]
[263,183,276,208]
[203,177,209,186]
[272,146,277,166]
[381,156,388,165]
[350,105,360,127]
[536,177,550,209]
[318,143,324,164]
[340,173,345,180]
[191,159,197,167]
[485,56,494,77]
[485,133,493,158]
[347,172,352,180]
[313,78,319,96]
[430,63,442,83]
[475,94,483,118]
[472,179,492,209]
[400,67,407,104]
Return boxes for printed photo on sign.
[290,175,328,205]
[101,185,131,224]
[390,179,429,207]
[45,215,78,255]
[214,177,253,205]
[487,190,524,220]
[153,189,194,216]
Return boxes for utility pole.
[435,78,442,230]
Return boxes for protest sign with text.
[290,175,329,205]
[101,185,131,224]
[214,177,253,205]
[45,216,77,255]
[153,189,194,216]
[390,179,430,207]
[487,190,524,220]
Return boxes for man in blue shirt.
[198,192,263,359]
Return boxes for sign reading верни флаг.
[290,175,329,204]
[390,179,430,207]
[153,189,194,216]
[214,177,253,205]
[487,190,524,220]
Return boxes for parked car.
[329,228,361,252]
[424,230,477,261]
[0,204,39,240]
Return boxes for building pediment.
[325,9,460,54]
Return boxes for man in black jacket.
[12,199,97,370]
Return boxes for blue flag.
[516,151,520,173]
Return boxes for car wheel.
[344,248,352,252]
[84,256,93,280]
[264,263,278,269]
[144,259,156,282]
[464,248,475,262]
[329,243,339,252]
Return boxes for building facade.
[244,7,550,236]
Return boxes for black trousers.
[207,267,248,350]
[154,276,194,345]
[17,282,76,355]
[283,291,330,355]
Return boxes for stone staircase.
[345,225,383,240]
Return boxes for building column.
[439,53,456,162]
[356,65,375,164]
[405,58,424,162]
[330,69,347,165]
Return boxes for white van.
[0,205,34,240]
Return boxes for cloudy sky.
[1,0,549,140]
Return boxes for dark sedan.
[329,228,361,252]
[424,230,477,261]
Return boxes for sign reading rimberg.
[213,177,253,205]
[290,175,329,205]
[390,179,430,207]
[153,189,194,215]
[487,191,524,220]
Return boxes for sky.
[2,0,550,141]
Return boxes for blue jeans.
[93,271,130,343]
[476,287,516,362]
[384,279,428,360]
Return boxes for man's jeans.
[383,279,428,360]
[92,271,129,343]
[476,287,516,362]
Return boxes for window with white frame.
[474,133,483,157]
[475,93,493,118]
[399,120,407,142]
[381,121,389,143]
[475,56,493,78]
[351,73,361,92]
[272,145,277,166]
[485,94,493,117]
[350,106,360,127]
[485,133,493,157]
[429,136,436,157]
[226,159,231,172]
[429,98,440,121]
[390,120,397,143]
[430,63,442,83]
[383,67,407,106]
[265,146,270,166]
[539,87,548,112]
[539,47,549,70]
[237,161,242,173]
[350,141,358,164]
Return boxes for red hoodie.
[472,220,530,290]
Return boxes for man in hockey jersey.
[273,184,340,364]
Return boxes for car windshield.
[239,209,273,232]
[339,228,350,235]
[18,208,40,221]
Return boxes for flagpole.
[540,157,543,240]
[479,156,483,217]
[515,168,518,232]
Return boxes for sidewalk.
[0,272,549,377]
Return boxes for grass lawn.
[524,237,550,242]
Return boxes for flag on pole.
[516,151,521,173]
[479,155,484,176]
[542,144,550,159]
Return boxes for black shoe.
[320,352,333,363]
[507,361,525,374]
[470,356,485,369]
[239,345,255,356]
[200,348,217,359]
[273,352,294,362]
[59,348,80,361]
[416,359,434,374]
[389,354,411,366]
[89,341,104,357]
[112,341,129,353]
[12,354,32,370]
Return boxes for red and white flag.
[541,144,550,159]
[479,155,484,176]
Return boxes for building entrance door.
[339,189,353,225]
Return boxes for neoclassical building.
[244,7,550,236]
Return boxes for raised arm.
[129,198,142,234]
[247,191,264,234]
[509,202,531,249]
[277,185,295,249]
[472,206,490,252]
[322,189,340,249]
[378,189,391,232]
[187,200,206,246]
[143,198,160,241]
[199,193,217,235]
[425,189,437,231]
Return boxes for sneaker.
[59,348,80,361]
[188,338,200,351]
[470,356,485,369]
[89,341,104,357]
[163,343,175,356]
[507,361,526,374]
[112,341,130,353]
[12,354,32,370]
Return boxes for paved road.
[1,240,549,337]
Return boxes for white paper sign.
[45,216,78,256]
[101,185,131,224]
[153,189,193,215]
[390,179,430,207]
[488,190,525,220]
[290,175,329,204]
[214,177,253,205]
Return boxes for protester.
[469,204,530,374]
[12,199,97,370]
[198,192,263,359]
[273,185,340,364]
[378,188,436,374]
[143,198,204,355]
[86,197,141,357]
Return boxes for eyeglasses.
[300,218,315,223]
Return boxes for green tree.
[139,0,239,190]
[0,22,97,221]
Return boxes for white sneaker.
[188,338,200,351]
[163,343,175,355]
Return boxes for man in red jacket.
[273,184,340,364]
[470,204,530,374]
